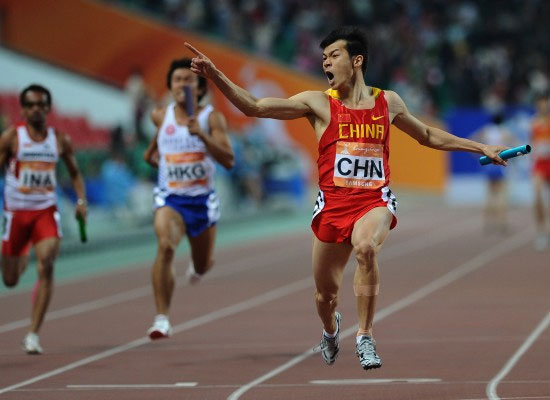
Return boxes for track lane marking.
[66,383,198,388]
[310,378,442,384]
[227,227,532,400]
[0,215,500,396]
[486,311,550,400]
[0,214,481,333]
[0,248,304,333]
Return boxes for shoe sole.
[148,330,170,340]
[361,363,382,370]
[22,345,42,355]
[24,349,42,355]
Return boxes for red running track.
[0,203,549,400]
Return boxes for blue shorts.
[485,164,505,181]
[154,190,220,237]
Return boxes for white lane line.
[67,383,197,388]
[0,214,486,395]
[0,278,312,395]
[226,227,532,400]
[0,214,480,334]
[0,248,302,334]
[311,378,442,385]
[486,311,550,400]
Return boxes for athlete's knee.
[2,262,20,287]
[2,274,19,287]
[37,263,54,281]
[157,238,177,258]
[354,239,379,266]
[37,254,56,274]
[315,290,338,306]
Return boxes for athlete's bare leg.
[1,255,29,287]
[533,174,548,233]
[31,237,60,333]
[486,180,508,232]
[152,206,185,315]
[188,225,216,276]
[350,207,393,337]
[312,237,352,335]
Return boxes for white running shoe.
[185,262,202,286]
[147,315,172,340]
[22,332,43,355]
[318,312,341,365]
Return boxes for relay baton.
[76,214,87,243]
[184,85,194,116]
[479,144,531,166]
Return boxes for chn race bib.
[165,152,208,189]
[17,161,57,193]
[333,142,385,189]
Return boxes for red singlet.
[312,88,397,243]
[532,117,550,181]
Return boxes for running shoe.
[147,315,172,340]
[318,312,341,365]
[355,335,382,370]
[22,332,43,355]
[185,262,202,286]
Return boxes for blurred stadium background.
[0,0,548,250]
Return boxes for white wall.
[0,47,132,128]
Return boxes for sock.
[323,329,337,338]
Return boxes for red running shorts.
[2,206,62,256]
[311,188,397,244]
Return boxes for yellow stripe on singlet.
[324,87,382,100]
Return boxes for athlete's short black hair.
[19,84,52,107]
[166,58,207,101]
[320,26,369,74]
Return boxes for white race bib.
[165,152,209,189]
[334,142,385,189]
[17,161,57,193]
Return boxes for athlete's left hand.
[482,144,508,166]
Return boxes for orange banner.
[0,0,446,190]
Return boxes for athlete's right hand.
[75,201,87,222]
[184,42,217,80]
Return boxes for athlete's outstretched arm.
[387,91,508,165]
[184,42,315,120]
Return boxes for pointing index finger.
[184,42,204,57]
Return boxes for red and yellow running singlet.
[318,88,391,194]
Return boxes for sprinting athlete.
[184,26,508,370]
[144,58,234,339]
[531,92,550,250]
[0,84,87,354]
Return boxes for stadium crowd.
[105,0,549,115]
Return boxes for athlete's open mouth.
[325,71,334,82]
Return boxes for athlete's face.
[170,67,199,105]
[322,40,362,89]
[21,91,50,127]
